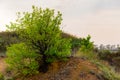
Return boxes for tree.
[6,6,71,72]
[80,35,94,52]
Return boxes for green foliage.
[80,35,94,52]
[61,32,82,50]
[71,38,82,50]
[62,33,94,57]
[6,6,71,72]
[71,35,95,58]
[6,43,39,76]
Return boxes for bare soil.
[0,57,7,74]
[0,57,106,80]
[27,57,103,80]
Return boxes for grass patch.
[92,60,120,80]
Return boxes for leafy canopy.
[6,6,71,73]
[80,35,94,52]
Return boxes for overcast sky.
[0,0,120,45]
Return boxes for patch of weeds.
[76,50,97,60]
[91,59,120,80]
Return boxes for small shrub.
[76,35,95,59]
[80,35,94,52]
[6,43,39,76]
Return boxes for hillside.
[28,57,104,80]
[0,57,108,80]
[0,31,120,80]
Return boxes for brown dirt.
[0,57,7,74]
[0,57,105,80]
[26,57,103,80]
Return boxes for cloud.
[1,0,120,44]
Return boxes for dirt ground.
[0,57,105,80]
[27,57,103,80]
[0,57,7,74]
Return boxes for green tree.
[6,6,71,72]
[78,35,95,60]
[80,35,94,52]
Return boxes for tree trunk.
[38,54,49,73]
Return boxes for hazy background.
[0,0,120,45]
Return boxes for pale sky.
[0,0,120,45]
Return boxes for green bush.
[62,32,82,50]
[6,43,39,76]
[6,6,71,72]
[80,35,94,52]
